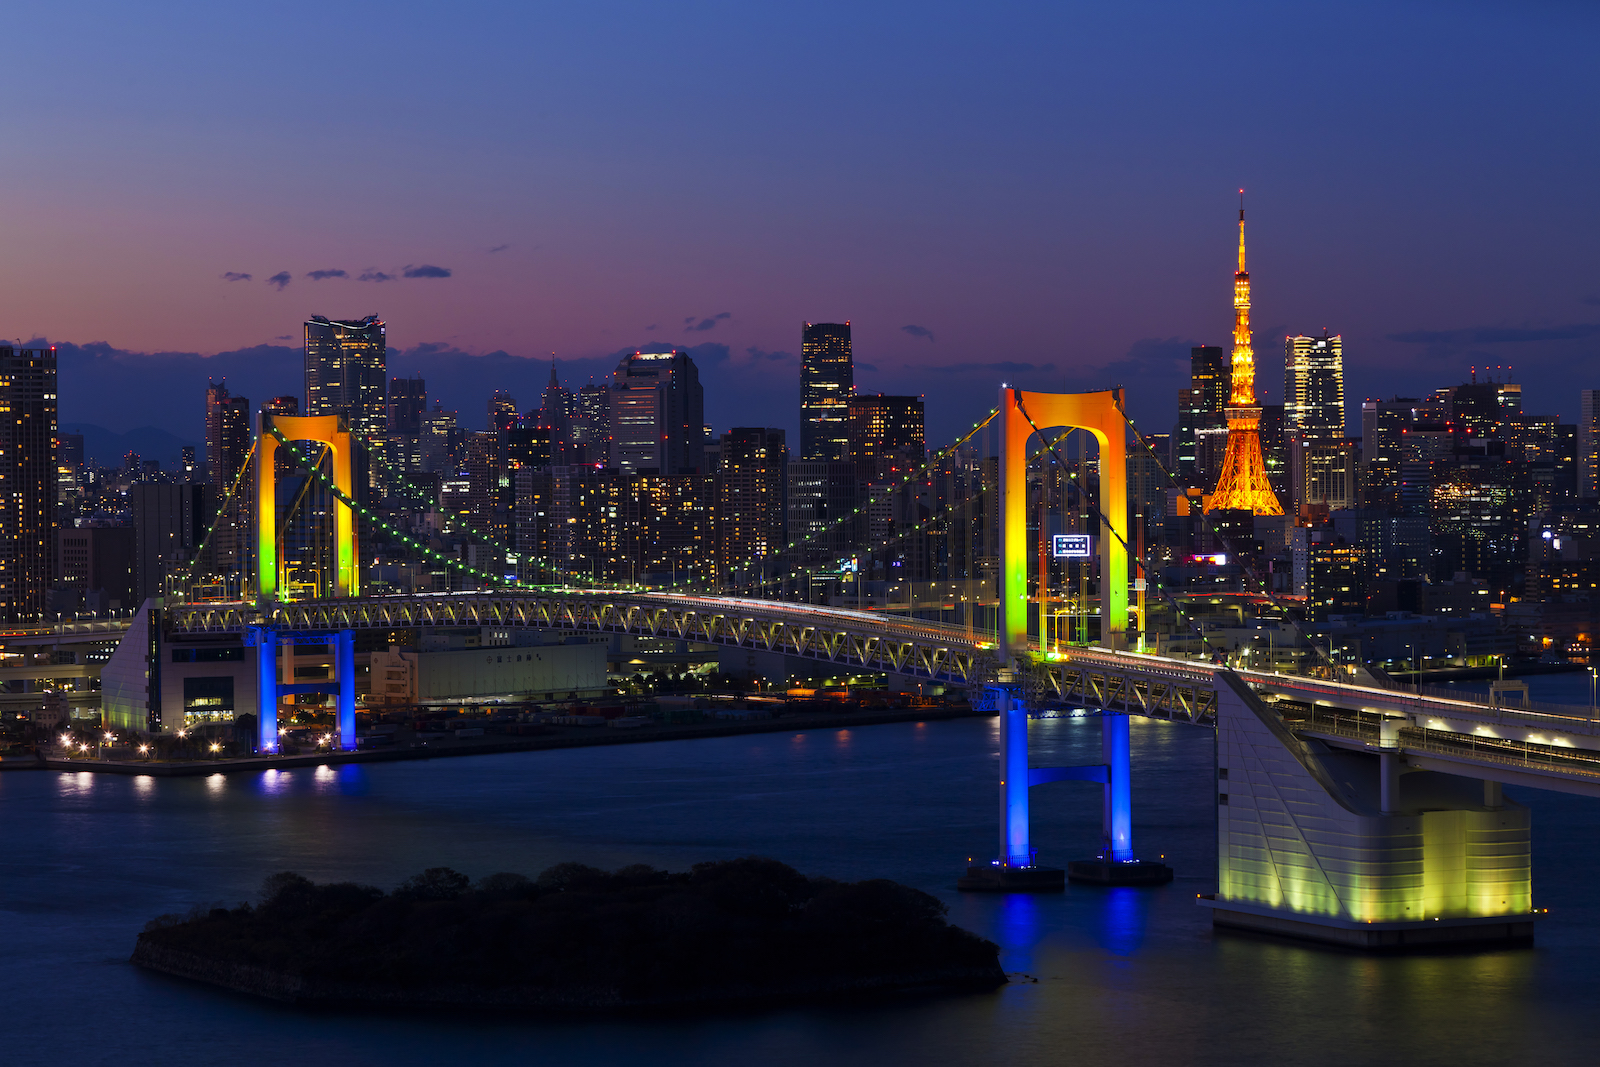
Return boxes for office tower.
[387,376,426,435]
[205,382,252,493]
[1580,390,1600,499]
[541,360,578,426]
[304,315,386,437]
[1173,388,1199,482]
[1187,344,1231,488]
[488,391,519,434]
[786,460,858,583]
[1284,332,1345,442]
[1258,403,1288,502]
[800,322,853,461]
[419,403,460,474]
[576,383,611,465]
[57,526,136,612]
[131,483,217,604]
[1291,438,1359,512]
[0,346,57,622]
[847,394,925,486]
[1207,200,1283,515]
[611,350,705,476]
[717,428,788,586]
[1360,397,1417,513]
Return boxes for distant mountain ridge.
[61,423,198,471]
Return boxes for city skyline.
[4,1,1597,448]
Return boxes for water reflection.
[1096,887,1147,957]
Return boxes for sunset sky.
[4,0,1597,449]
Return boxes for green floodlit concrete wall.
[1216,676,1531,924]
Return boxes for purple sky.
[5,1,1598,449]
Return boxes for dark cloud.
[644,324,657,331]
[274,335,292,341]
[1096,336,1201,379]
[306,269,348,281]
[746,346,796,363]
[901,324,935,342]
[359,270,396,282]
[927,360,1057,375]
[221,271,251,282]
[488,244,510,253]
[685,312,732,332]
[1585,297,1600,307]
[267,271,292,290]
[403,264,453,279]
[1387,323,1600,345]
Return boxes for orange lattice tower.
[1207,194,1283,515]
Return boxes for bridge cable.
[175,439,259,599]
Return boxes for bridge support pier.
[249,627,359,756]
[1066,712,1173,886]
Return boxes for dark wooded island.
[132,858,1007,1012]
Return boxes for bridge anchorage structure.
[959,386,1172,892]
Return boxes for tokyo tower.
[1207,194,1283,515]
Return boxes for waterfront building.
[800,322,853,461]
[304,315,386,438]
[1284,332,1345,442]
[1292,438,1359,513]
[576,383,612,466]
[1207,200,1282,515]
[1360,397,1418,513]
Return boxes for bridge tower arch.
[997,386,1128,662]
[255,413,359,602]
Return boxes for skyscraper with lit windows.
[801,322,853,461]
[1285,331,1346,442]
[0,346,58,622]
[305,315,387,438]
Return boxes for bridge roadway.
[165,591,999,687]
[155,590,1600,793]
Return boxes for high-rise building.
[1188,344,1232,489]
[488,390,519,434]
[388,376,426,435]
[717,428,788,587]
[205,382,252,493]
[1360,397,1417,513]
[0,346,56,622]
[847,394,925,486]
[131,483,215,603]
[786,460,857,581]
[611,350,705,476]
[1291,438,1359,513]
[1284,332,1345,442]
[305,315,386,438]
[800,322,853,461]
[1207,199,1283,515]
[1580,390,1600,499]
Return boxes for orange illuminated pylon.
[1208,194,1283,515]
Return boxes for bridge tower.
[962,387,1170,890]
[251,412,361,754]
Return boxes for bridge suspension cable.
[706,406,1001,597]
[264,424,584,594]
[175,439,259,598]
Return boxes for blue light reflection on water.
[0,695,1594,1066]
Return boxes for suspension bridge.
[60,385,1600,949]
